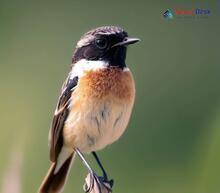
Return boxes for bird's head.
[72,26,140,69]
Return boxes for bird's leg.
[74,148,93,174]
[74,148,95,192]
[75,148,112,193]
[92,152,113,187]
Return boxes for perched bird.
[38,26,139,193]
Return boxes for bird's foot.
[84,171,114,193]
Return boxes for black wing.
[49,76,78,162]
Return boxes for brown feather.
[49,77,78,162]
[38,154,74,193]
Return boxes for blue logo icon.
[163,9,174,19]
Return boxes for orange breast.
[75,68,135,101]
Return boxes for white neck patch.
[70,59,108,79]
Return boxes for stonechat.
[38,26,139,193]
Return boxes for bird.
[38,26,139,193]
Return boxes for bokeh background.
[0,1,220,193]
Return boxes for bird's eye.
[95,38,108,49]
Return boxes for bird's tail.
[38,153,74,193]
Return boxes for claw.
[109,179,114,188]
[83,183,89,192]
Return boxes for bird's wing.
[49,76,78,162]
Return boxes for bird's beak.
[112,37,140,48]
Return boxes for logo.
[163,8,211,19]
[175,8,211,15]
[163,9,174,19]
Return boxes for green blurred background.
[0,1,220,193]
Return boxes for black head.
[72,26,139,69]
